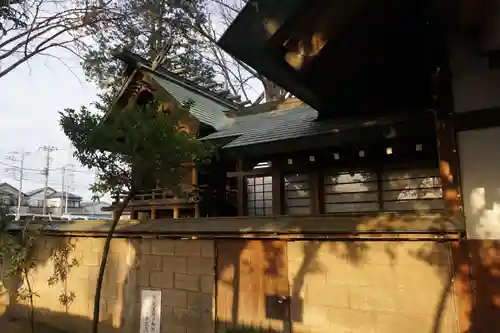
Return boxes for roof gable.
[25,187,56,197]
[0,183,23,196]
[146,71,235,131]
[108,49,245,131]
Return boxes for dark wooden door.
[215,240,291,333]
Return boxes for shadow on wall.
[0,223,499,333]
[0,235,130,333]
[215,232,499,333]
[457,126,500,332]
[1,235,283,333]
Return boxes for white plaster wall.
[458,127,500,240]
[450,36,500,113]
[46,198,62,208]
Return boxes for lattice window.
[284,174,311,215]
[381,168,443,211]
[324,171,379,213]
[246,175,273,216]
[323,168,444,213]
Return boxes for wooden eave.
[219,0,485,120]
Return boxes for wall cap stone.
[6,212,464,239]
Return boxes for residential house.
[25,187,56,209]
[80,200,112,218]
[25,187,83,215]
[0,182,28,213]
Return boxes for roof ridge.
[114,49,242,110]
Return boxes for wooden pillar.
[436,116,462,214]
[309,170,320,215]
[191,167,200,217]
[236,159,245,216]
[151,206,157,219]
[432,27,469,333]
[272,168,283,216]
[173,207,179,219]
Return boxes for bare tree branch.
[0,0,127,79]
[176,0,289,103]
[38,50,84,84]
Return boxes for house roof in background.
[25,187,56,197]
[47,191,82,200]
[0,182,25,196]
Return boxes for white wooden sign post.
[139,289,162,333]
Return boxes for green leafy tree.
[82,0,219,112]
[59,100,213,333]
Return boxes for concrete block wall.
[133,238,215,333]
[1,235,462,333]
[287,241,458,333]
[0,236,215,333]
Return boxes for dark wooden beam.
[272,168,283,215]
[236,159,245,216]
[455,107,500,131]
[309,170,320,215]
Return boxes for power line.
[0,160,94,174]
[6,173,90,188]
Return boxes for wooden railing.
[112,186,201,206]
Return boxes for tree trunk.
[91,191,134,333]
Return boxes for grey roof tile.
[202,106,326,147]
[202,106,420,149]
[147,72,235,131]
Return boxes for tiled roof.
[112,49,242,131]
[202,106,318,147]
[148,72,234,131]
[202,106,428,149]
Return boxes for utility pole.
[60,166,66,216]
[39,145,58,215]
[64,164,75,215]
[6,150,30,219]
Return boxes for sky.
[0,48,100,202]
